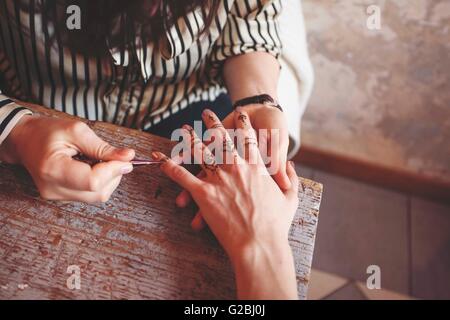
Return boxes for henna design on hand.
[223,137,235,153]
[203,152,219,173]
[185,124,220,174]
[211,123,224,129]
[244,137,258,146]
[151,151,169,165]
[237,112,250,128]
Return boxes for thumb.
[270,150,291,190]
[261,125,291,190]
[75,123,135,161]
[284,161,299,198]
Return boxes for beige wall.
[301,0,450,181]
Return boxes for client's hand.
[152,109,299,299]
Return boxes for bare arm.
[223,51,280,102]
[232,237,297,299]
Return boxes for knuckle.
[88,176,101,192]
[195,183,211,198]
[39,190,51,200]
[39,188,57,200]
[217,128,228,140]
[246,128,257,138]
[170,165,186,180]
[208,127,225,141]
[37,161,52,179]
[95,142,112,158]
[69,121,89,135]
[97,191,111,203]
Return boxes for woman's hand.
[222,52,291,191]
[152,109,299,299]
[222,103,291,189]
[175,104,290,229]
[0,115,135,203]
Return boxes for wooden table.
[0,106,322,300]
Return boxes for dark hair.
[44,0,220,55]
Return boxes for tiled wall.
[301,0,450,182]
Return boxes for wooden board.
[0,105,322,299]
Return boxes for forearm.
[232,240,298,300]
[223,52,280,102]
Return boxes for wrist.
[0,114,33,164]
[239,103,280,114]
[232,91,278,104]
[230,236,292,270]
[233,94,282,113]
[231,238,297,300]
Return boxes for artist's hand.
[152,109,299,299]
[0,115,135,203]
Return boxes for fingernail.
[182,124,193,131]
[121,164,133,175]
[117,148,131,156]
[151,151,161,160]
[202,108,212,116]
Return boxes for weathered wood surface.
[0,105,322,299]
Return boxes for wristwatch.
[232,94,283,112]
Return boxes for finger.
[202,109,238,165]
[88,175,123,203]
[39,175,122,203]
[89,160,133,190]
[71,122,135,161]
[182,125,219,175]
[51,154,133,191]
[191,211,206,232]
[176,171,206,208]
[151,151,203,192]
[234,108,261,165]
[272,162,291,190]
[284,161,299,200]
[267,128,291,190]
[176,189,192,208]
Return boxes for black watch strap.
[233,94,283,112]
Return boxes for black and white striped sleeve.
[212,0,283,63]
[0,93,33,146]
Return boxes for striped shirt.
[0,0,282,146]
